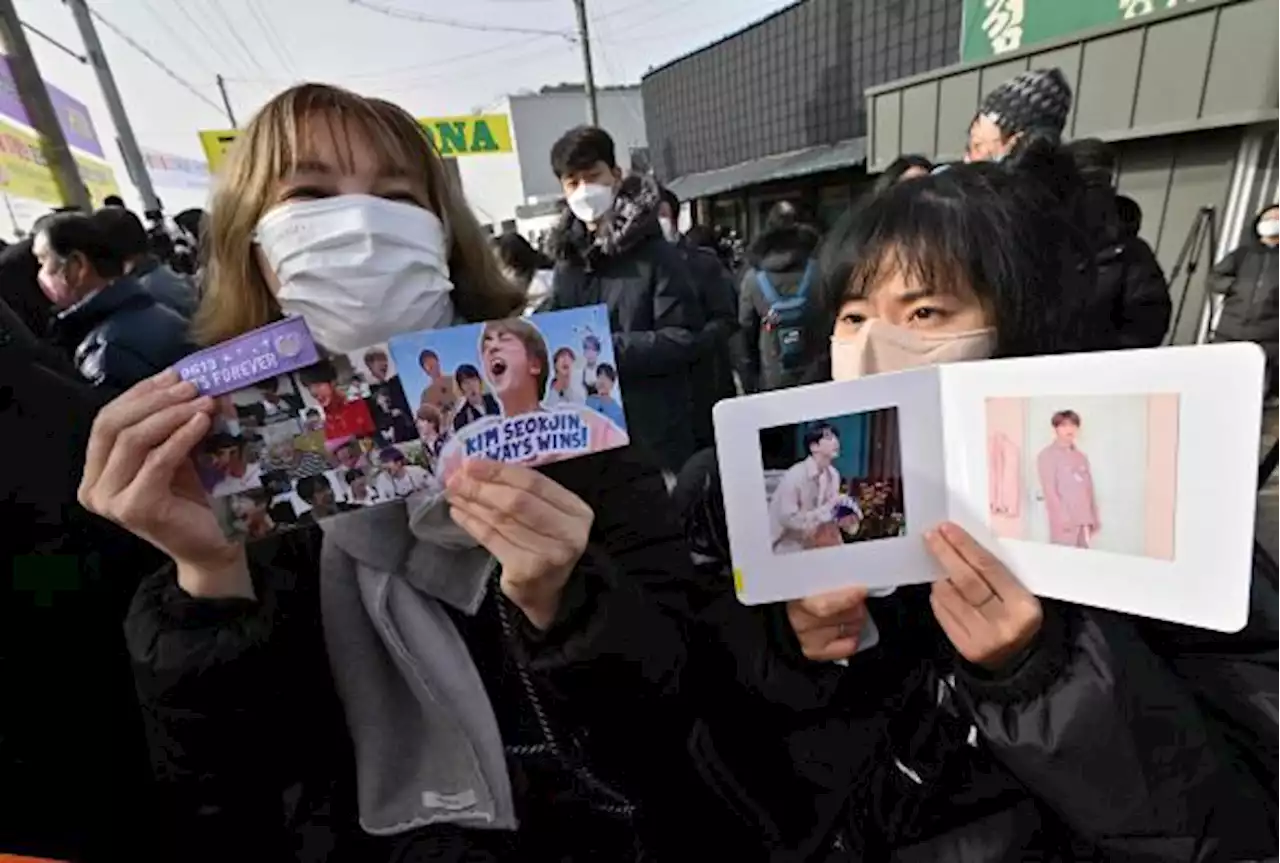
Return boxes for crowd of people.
[1,68,1277,863]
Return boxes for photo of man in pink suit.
[1036,410,1099,548]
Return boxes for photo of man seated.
[253,375,304,422]
[295,473,357,523]
[373,445,434,499]
[263,434,331,479]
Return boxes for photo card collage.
[178,306,629,542]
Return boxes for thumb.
[799,586,869,620]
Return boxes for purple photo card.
[175,317,320,397]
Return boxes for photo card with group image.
[179,306,630,542]
[715,342,1265,632]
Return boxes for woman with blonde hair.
[78,83,713,861]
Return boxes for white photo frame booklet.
[714,343,1264,632]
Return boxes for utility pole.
[216,73,237,126]
[65,0,160,213]
[0,0,90,210]
[571,0,599,126]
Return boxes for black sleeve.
[1210,247,1242,293]
[123,530,340,860]
[737,270,762,392]
[1115,239,1172,349]
[953,603,1278,859]
[695,254,739,349]
[612,242,704,378]
[516,448,690,713]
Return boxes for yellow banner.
[0,117,120,206]
[198,114,513,173]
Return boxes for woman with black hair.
[494,232,555,313]
[871,154,934,194]
[680,159,1276,861]
[1212,203,1279,398]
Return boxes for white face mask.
[831,318,997,381]
[566,182,616,224]
[658,216,679,244]
[255,194,455,354]
[1257,219,1280,239]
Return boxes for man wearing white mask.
[545,125,704,475]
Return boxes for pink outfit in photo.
[1037,442,1099,548]
[987,432,1021,516]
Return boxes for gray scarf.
[318,486,517,835]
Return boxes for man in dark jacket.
[34,211,193,394]
[94,204,199,318]
[546,125,703,475]
[658,186,738,450]
[0,296,165,860]
[1067,138,1172,349]
[1213,204,1279,398]
[738,201,821,393]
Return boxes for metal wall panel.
[643,0,963,181]
[1201,0,1280,123]
[1132,14,1216,131]
[978,58,1030,102]
[872,93,902,168]
[935,71,981,163]
[1073,30,1144,138]
[900,82,939,158]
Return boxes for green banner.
[961,0,1200,62]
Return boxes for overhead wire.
[218,10,272,78]
[139,0,220,79]
[348,0,573,38]
[86,7,225,116]
[247,0,299,79]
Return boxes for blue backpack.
[755,260,816,370]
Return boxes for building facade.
[641,0,964,237]
[864,0,1277,345]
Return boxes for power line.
[247,0,299,78]
[87,7,224,115]
[219,9,271,78]
[171,0,232,68]
[19,20,86,63]
[140,0,219,79]
[349,0,573,38]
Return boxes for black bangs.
[818,161,1089,358]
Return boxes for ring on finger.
[836,622,849,638]
[972,590,998,609]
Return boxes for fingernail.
[924,529,938,543]
[155,368,180,384]
[193,395,214,410]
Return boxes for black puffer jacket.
[1213,242,1280,344]
[675,451,1278,863]
[0,297,167,861]
[547,175,704,472]
[48,274,194,394]
[677,239,738,450]
[739,225,822,392]
[124,446,735,863]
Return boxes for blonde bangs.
[194,82,524,348]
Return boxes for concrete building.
[864,0,1277,346]
[641,0,964,236]
[458,84,648,239]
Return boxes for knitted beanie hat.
[977,68,1073,141]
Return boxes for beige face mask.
[830,318,997,380]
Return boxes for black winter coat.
[0,297,167,861]
[548,193,703,473]
[49,275,194,394]
[739,225,822,393]
[675,451,1278,863]
[1094,235,1172,348]
[1212,242,1279,395]
[123,447,733,863]
[678,239,739,450]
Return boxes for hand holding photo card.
[190,307,629,542]
[716,343,1264,632]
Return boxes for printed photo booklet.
[714,343,1265,632]
[176,305,628,544]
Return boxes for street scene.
[1,0,1277,860]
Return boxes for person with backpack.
[738,201,821,393]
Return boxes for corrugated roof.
[667,137,866,200]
